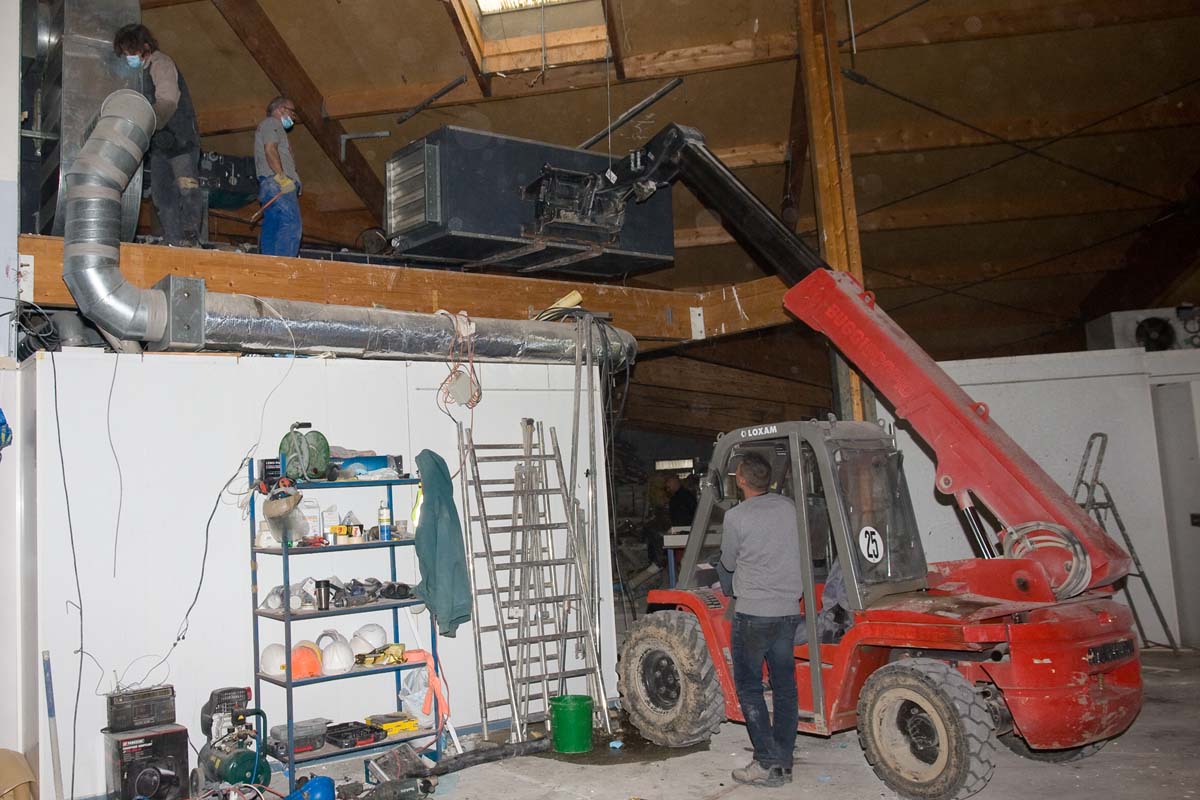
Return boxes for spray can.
[378,500,392,541]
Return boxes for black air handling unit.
[384,126,674,277]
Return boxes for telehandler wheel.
[618,611,724,747]
[998,732,1106,763]
[858,658,998,800]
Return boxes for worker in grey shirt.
[113,24,203,247]
[720,452,804,788]
[254,96,303,257]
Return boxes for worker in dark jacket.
[113,24,204,247]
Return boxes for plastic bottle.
[378,499,392,541]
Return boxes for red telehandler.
[573,125,1142,800]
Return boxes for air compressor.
[190,687,271,795]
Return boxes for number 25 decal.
[859,526,883,564]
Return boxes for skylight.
[477,0,576,15]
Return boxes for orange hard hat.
[290,643,323,679]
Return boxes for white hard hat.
[354,623,388,650]
[321,640,355,675]
[316,630,348,649]
[260,644,288,677]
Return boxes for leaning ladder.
[1072,432,1180,653]
[460,419,612,741]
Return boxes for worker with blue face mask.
[113,24,204,247]
[253,96,304,257]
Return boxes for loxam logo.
[740,425,779,438]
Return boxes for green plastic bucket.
[549,694,594,753]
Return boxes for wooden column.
[798,0,873,421]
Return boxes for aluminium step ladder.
[458,419,611,741]
[1072,432,1180,653]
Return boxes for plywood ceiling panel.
[144,3,278,111]
[841,17,1200,135]
[255,0,470,95]
[612,0,796,56]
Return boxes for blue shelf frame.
[249,463,439,791]
[254,540,416,556]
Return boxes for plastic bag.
[398,667,435,729]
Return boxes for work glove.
[273,173,296,194]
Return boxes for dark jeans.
[258,176,303,257]
[150,148,204,245]
[731,612,801,770]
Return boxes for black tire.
[857,658,998,800]
[618,610,724,747]
[189,768,204,798]
[998,732,1106,763]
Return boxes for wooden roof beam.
[708,93,1200,170]
[209,0,385,220]
[841,0,1200,52]
[622,383,827,438]
[601,0,627,80]
[692,194,1167,341]
[444,0,492,97]
[195,32,798,133]
[632,356,832,408]
[677,184,1168,249]
[19,234,696,346]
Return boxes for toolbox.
[365,713,420,735]
[326,721,388,749]
[268,718,329,758]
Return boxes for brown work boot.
[731,760,785,787]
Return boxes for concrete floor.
[428,649,1199,800]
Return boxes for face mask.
[125,54,143,69]
[281,115,295,131]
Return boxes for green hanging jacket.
[414,449,472,637]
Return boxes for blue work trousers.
[258,176,302,257]
[731,612,802,770]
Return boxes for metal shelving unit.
[249,465,439,790]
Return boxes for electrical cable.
[867,264,1070,321]
[808,74,1200,240]
[435,310,483,424]
[600,0,614,163]
[837,0,932,47]
[842,69,1176,205]
[107,353,125,578]
[138,295,297,682]
[886,217,1152,315]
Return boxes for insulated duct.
[63,90,635,365]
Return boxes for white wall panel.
[881,348,1180,645]
[25,350,611,798]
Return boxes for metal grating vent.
[385,144,439,238]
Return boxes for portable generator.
[191,687,270,794]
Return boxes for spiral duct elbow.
[62,89,167,341]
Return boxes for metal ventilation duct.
[62,90,636,366]
[21,0,144,239]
